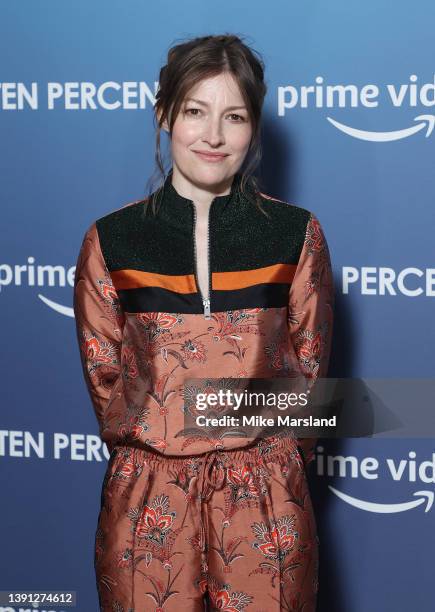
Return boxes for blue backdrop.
[1,1,434,610]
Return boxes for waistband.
[110,434,301,471]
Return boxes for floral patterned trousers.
[94,436,319,611]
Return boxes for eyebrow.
[184,97,247,111]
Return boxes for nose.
[202,116,225,147]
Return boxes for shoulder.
[79,199,147,270]
[255,190,315,232]
[95,196,148,242]
[95,198,148,230]
[252,191,331,257]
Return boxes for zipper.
[192,202,212,319]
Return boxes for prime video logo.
[317,446,435,514]
[278,73,435,142]
[0,257,76,317]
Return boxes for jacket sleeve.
[73,222,125,445]
[288,212,335,466]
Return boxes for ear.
[157,107,170,133]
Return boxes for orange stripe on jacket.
[110,262,296,293]
[110,270,197,293]
[213,263,297,290]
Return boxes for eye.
[228,113,246,122]
[185,107,201,116]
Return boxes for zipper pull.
[203,298,211,319]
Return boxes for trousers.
[94,435,319,611]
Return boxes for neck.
[170,167,234,208]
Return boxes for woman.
[73,34,334,612]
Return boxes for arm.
[73,222,125,451]
[288,212,335,466]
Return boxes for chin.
[191,166,234,184]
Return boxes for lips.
[193,150,229,161]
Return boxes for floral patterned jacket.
[73,171,334,463]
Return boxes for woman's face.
[168,72,253,189]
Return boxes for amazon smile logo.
[279,74,435,142]
[0,257,75,317]
[326,114,434,142]
[316,447,435,514]
[328,486,433,513]
[38,292,74,317]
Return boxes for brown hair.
[144,33,270,218]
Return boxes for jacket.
[73,170,334,462]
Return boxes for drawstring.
[195,450,226,572]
